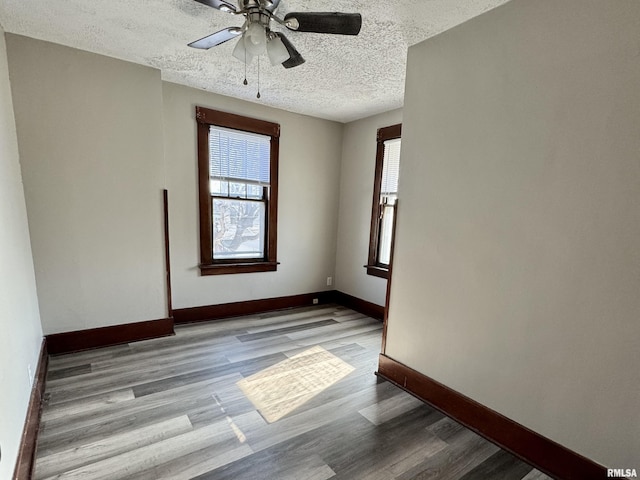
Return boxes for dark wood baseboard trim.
[173,291,336,324]
[46,318,174,355]
[376,354,606,480]
[173,290,386,324]
[333,291,384,321]
[12,339,48,480]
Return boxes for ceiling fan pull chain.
[243,46,248,85]
[257,57,261,99]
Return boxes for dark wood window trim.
[196,106,280,275]
[366,123,401,279]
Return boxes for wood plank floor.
[34,305,554,480]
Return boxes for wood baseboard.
[173,290,385,324]
[173,291,336,323]
[333,291,384,320]
[12,339,48,480]
[43,289,382,352]
[46,318,174,355]
[376,354,606,480]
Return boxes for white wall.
[335,109,402,306]
[6,35,167,334]
[0,30,43,479]
[162,82,343,309]
[5,32,343,332]
[387,0,640,467]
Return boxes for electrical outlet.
[326,276,333,286]
[312,298,319,305]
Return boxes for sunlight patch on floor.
[237,346,355,423]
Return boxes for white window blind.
[381,138,401,195]
[209,126,271,184]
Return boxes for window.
[366,123,401,279]
[196,106,279,275]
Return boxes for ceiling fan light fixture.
[232,37,255,64]
[244,22,267,56]
[266,35,290,66]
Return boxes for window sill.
[365,264,389,279]
[200,261,278,276]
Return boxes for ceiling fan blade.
[284,12,362,35]
[193,0,237,13]
[277,34,305,69]
[188,27,242,49]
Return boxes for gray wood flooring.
[35,305,553,480]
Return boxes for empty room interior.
[1,0,639,479]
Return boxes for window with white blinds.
[208,126,271,260]
[196,106,280,275]
[377,137,401,265]
[380,138,401,196]
[367,124,401,277]
[209,126,271,186]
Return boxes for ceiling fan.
[188,0,362,69]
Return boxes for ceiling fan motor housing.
[241,0,275,12]
[246,9,271,27]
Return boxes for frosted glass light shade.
[244,23,267,56]
[232,37,254,64]
[266,35,290,66]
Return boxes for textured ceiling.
[0,0,509,122]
